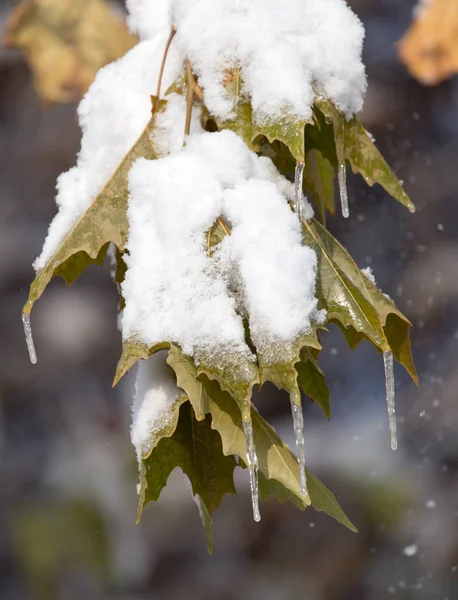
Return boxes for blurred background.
[1,0,458,598]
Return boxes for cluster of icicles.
[22,163,396,523]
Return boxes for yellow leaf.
[4,0,138,103]
[398,0,458,85]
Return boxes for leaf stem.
[156,26,176,101]
[185,59,194,136]
[207,228,212,258]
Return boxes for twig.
[156,26,176,101]
[185,59,194,136]
[217,217,231,236]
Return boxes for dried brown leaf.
[398,0,458,85]
[4,0,138,103]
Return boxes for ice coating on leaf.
[22,313,37,364]
[131,351,181,462]
[127,0,366,121]
[338,163,349,218]
[218,178,321,362]
[383,350,398,451]
[290,399,307,496]
[294,161,305,222]
[34,33,184,271]
[242,419,261,522]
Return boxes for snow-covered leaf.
[23,108,162,319]
[212,68,310,161]
[4,0,138,103]
[252,116,309,162]
[257,331,321,400]
[115,336,259,424]
[138,401,238,553]
[316,100,415,213]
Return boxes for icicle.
[22,312,37,364]
[242,419,260,522]
[338,163,349,218]
[290,395,307,496]
[294,161,305,222]
[383,350,397,450]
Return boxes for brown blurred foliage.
[398,0,458,85]
[3,0,138,103]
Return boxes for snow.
[33,34,184,271]
[127,0,366,121]
[403,544,419,557]
[217,179,321,363]
[126,0,172,40]
[121,134,252,365]
[122,130,321,368]
[362,266,376,285]
[35,0,365,272]
[154,93,203,156]
[131,351,182,462]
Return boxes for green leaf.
[212,68,310,161]
[303,108,338,220]
[344,117,415,213]
[206,376,356,530]
[166,347,356,530]
[167,345,207,421]
[296,349,331,419]
[304,148,336,223]
[116,338,259,423]
[110,246,128,310]
[306,106,339,168]
[257,331,322,392]
[303,218,417,383]
[195,356,259,423]
[113,340,165,386]
[139,401,238,553]
[315,99,415,213]
[256,331,322,435]
[252,115,309,162]
[194,496,214,554]
[23,100,167,318]
[303,218,388,349]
